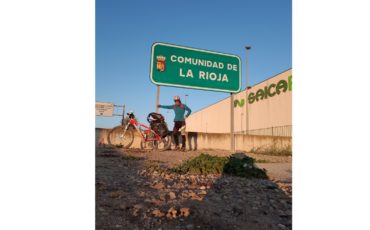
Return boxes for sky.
[96,0,292,129]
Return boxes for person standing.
[158,96,191,151]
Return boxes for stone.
[119,203,129,210]
[110,191,121,199]
[180,207,190,217]
[169,192,177,200]
[186,224,194,229]
[151,198,164,206]
[200,186,206,190]
[181,191,189,198]
[152,209,165,218]
[198,190,207,195]
[132,208,140,216]
[188,184,197,189]
[133,204,144,210]
[166,207,177,219]
[151,182,165,190]
[144,198,152,203]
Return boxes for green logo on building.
[234,75,292,107]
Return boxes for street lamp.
[245,45,251,134]
[185,94,189,104]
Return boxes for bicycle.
[107,111,171,150]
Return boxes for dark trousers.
[173,121,186,147]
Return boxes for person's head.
[173,95,181,105]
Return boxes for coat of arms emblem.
[156,55,166,72]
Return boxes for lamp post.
[245,45,251,134]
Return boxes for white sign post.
[95,102,114,116]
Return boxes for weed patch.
[250,145,292,156]
[171,153,268,179]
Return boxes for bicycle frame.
[127,118,161,142]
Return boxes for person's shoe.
[174,145,180,151]
[181,146,186,152]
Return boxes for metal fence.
[235,125,292,137]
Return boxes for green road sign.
[150,43,241,93]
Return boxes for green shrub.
[172,153,228,175]
[171,153,268,179]
[223,156,268,179]
[250,145,292,156]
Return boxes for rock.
[180,207,190,217]
[159,193,166,201]
[133,204,144,210]
[186,224,194,229]
[151,182,165,190]
[191,195,202,201]
[166,207,177,219]
[119,203,129,210]
[232,207,243,216]
[200,186,206,190]
[152,209,165,218]
[132,208,140,216]
[151,198,164,206]
[198,190,207,195]
[188,184,197,189]
[144,198,152,203]
[181,191,189,198]
[110,191,121,199]
[169,191,176,200]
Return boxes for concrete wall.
[186,69,292,133]
[96,128,291,152]
[193,132,291,152]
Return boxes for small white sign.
[95,102,114,116]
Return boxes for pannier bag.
[147,112,169,137]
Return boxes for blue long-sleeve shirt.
[158,104,191,122]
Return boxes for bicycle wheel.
[156,135,171,150]
[108,126,134,148]
[140,140,156,150]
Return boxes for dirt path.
[96,148,292,230]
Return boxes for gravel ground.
[96,147,292,230]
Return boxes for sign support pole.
[230,93,235,152]
[121,104,125,126]
[245,46,251,134]
[156,85,160,113]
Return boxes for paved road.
[256,163,292,182]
